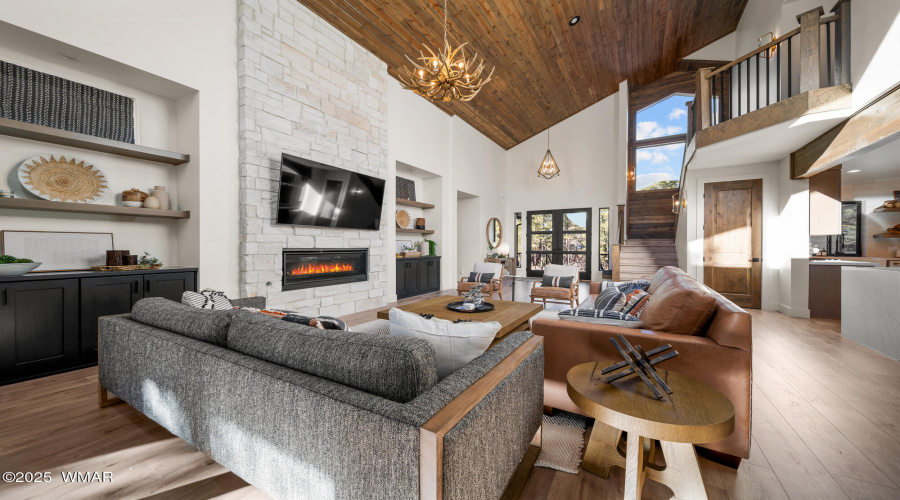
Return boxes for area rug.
[350,319,390,335]
[535,411,589,473]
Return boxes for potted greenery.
[0,255,41,276]
[139,252,163,269]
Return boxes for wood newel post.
[832,0,851,86]
[797,7,824,93]
[685,100,694,140]
[694,69,713,130]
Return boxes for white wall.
[387,78,507,292]
[0,45,182,267]
[505,92,624,277]
[0,0,240,294]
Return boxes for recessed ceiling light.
[569,16,581,26]
[57,53,79,62]
[847,169,862,173]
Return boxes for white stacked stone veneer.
[237,0,392,314]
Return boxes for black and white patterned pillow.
[594,286,626,310]
[616,280,650,295]
[468,272,495,283]
[182,289,233,310]
[542,275,574,288]
[558,308,639,321]
[558,308,642,327]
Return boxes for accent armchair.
[530,263,580,308]
[458,262,505,299]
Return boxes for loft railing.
[697,4,849,130]
[674,2,851,217]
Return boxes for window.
[633,94,691,191]
[826,202,862,257]
[526,208,591,280]
[514,212,522,268]
[598,207,610,270]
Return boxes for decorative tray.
[446,301,495,313]
[91,264,162,272]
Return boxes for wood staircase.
[617,239,679,281]
[615,188,680,281]
[627,188,678,240]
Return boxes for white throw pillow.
[388,308,500,379]
[182,289,232,310]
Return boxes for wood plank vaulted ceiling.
[298,0,748,149]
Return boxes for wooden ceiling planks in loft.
[298,0,747,149]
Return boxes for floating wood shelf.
[397,227,435,234]
[873,207,900,213]
[396,198,435,209]
[0,117,190,165]
[873,232,900,239]
[0,197,190,219]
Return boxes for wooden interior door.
[703,179,763,309]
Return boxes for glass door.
[526,208,591,280]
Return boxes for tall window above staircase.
[632,94,691,191]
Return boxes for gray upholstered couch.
[98,297,544,500]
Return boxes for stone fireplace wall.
[237,0,391,314]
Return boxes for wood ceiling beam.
[791,84,900,179]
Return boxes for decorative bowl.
[123,201,143,207]
[17,154,107,203]
[0,262,42,276]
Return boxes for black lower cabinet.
[0,268,197,385]
[80,275,143,364]
[397,257,440,299]
[0,279,79,384]
[144,272,196,301]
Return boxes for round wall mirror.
[486,218,502,249]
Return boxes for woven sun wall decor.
[0,60,135,143]
[17,154,108,203]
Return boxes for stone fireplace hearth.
[238,0,391,315]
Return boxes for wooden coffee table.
[567,361,735,500]
[376,295,542,339]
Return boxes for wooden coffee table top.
[566,361,735,444]
[376,295,542,338]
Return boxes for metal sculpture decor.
[599,334,680,400]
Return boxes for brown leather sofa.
[532,266,752,464]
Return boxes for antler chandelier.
[398,0,494,102]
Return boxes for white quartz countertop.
[810,259,879,266]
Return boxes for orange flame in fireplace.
[289,262,355,276]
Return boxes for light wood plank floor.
[1,284,898,500]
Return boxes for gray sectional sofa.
[98,297,544,500]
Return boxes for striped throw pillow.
[621,290,651,317]
[467,272,495,283]
[541,275,574,288]
[182,289,233,310]
[594,286,626,310]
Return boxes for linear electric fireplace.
[282,248,368,291]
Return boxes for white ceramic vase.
[143,196,161,209]
[150,186,169,209]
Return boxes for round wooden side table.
[567,361,735,500]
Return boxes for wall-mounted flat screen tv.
[276,153,385,230]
